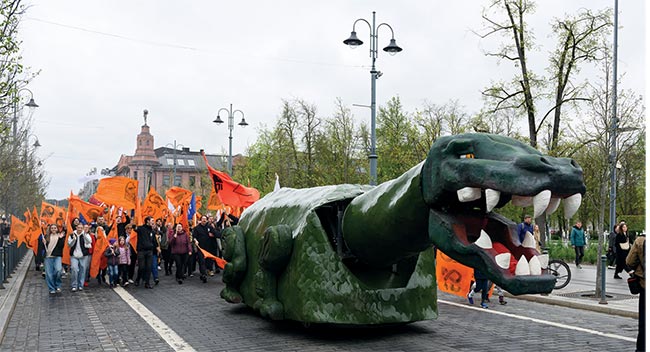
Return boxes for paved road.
[0,264,639,352]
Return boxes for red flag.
[197,244,227,270]
[201,151,259,208]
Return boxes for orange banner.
[94,176,139,209]
[40,201,66,227]
[69,193,105,224]
[207,189,223,210]
[129,229,138,254]
[197,244,227,270]
[436,250,475,298]
[90,227,109,278]
[142,186,167,221]
[165,186,193,208]
[9,215,28,246]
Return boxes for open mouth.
[430,187,583,295]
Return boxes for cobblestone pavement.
[1,265,640,352]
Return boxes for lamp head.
[343,31,364,48]
[238,117,249,127]
[33,139,41,148]
[213,115,224,124]
[26,98,39,108]
[383,38,402,55]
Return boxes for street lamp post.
[165,140,185,187]
[12,88,39,140]
[213,104,248,175]
[343,11,402,185]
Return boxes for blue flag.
[187,193,196,221]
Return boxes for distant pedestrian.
[614,222,631,279]
[533,224,542,253]
[162,222,174,275]
[626,231,645,352]
[607,224,620,269]
[517,215,533,244]
[570,221,586,269]
[467,269,490,308]
[169,224,192,284]
[42,224,65,294]
[135,216,156,289]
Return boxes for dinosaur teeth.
[546,197,561,215]
[529,255,542,275]
[511,195,533,207]
[495,253,511,270]
[522,231,536,249]
[563,193,582,219]
[475,230,493,249]
[533,190,551,219]
[515,256,531,276]
[485,189,500,213]
[457,187,482,202]
[537,254,549,269]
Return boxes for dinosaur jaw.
[429,209,556,295]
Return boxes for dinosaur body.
[221,133,586,325]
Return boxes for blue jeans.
[70,256,88,289]
[107,265,119,285]
[44,257,62,292]
[152,254,159,280]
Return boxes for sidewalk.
[0,251,32,343]
[506,263,639,318]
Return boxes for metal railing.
[0,240,29,289]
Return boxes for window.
[174,175,181,186]
[133,171,138,180]
[177,159,185,166]
[187,159,195,166]
[189,176,196,187]
[167,159,174,165]
[163,175,170,186]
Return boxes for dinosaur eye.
[460,153,475,159]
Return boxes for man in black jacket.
[193,215,220,276]
[136,216,158,288]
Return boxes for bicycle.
[541,254,572,290]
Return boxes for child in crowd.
[467,269,490,308]
[117,236,131,287]
[105,238,120,288]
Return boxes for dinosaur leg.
[220,226,247,304]
[255,225,293,320]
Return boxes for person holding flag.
[43,224,65,294]
[67,223,92,292]
[135,216,158,289]
[192,215,219,277]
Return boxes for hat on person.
[1,215,5,220]
[109,238,117,245]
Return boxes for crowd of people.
[35,212,238,294]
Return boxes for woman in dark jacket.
[168,224,192,284]
[42,224,66,294]
[614,222,631,279]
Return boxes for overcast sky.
[19,1,646,200]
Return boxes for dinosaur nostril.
[571,159,579,168]
[540,157,552,166]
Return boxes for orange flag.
[63,192,74,265]
[129,229,138,254]
[142,186,166,221]
[9,215,28,246]
[40,201,67,226]
[107,223,118,241]
[69,193,105,224]
[165,186,193,209]
[90,227,109,278]
[207,189,223,210]
[436,250,493,298]
[28,207,41,252]
[201,151,259,208]
[177,202,189,234]
[94,176,139,210]
[197,244,227,270]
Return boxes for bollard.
[2,245,7,284]
[0,246,5,289]
[599,254,608,304]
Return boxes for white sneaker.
[55,288,61,293]
[128,279,134,284]
[71,288,77,292]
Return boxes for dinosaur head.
[422,133,586,294]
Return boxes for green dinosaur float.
[220,133,586,325]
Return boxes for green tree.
[376,96,421,181]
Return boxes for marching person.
[43,224,65,294]
[105,238,120,288]
[67,223,91,292]
[117,236,131,287]
[169,223,192,284]
[570,221,585,269]
[192,215,219,276]
[135,216,157,289]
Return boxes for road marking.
[439,299,636,342]
[113,286,196,351]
